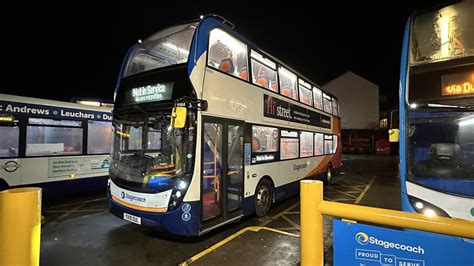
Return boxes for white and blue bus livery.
[0,94,113,197]
[398,1,474,221]
[109,15,342,236]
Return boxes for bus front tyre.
[254,179,273,217]
[0,179,9,191]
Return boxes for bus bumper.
[108,194,201,236]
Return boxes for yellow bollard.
[300,180,323,266]
[0,187,42,266]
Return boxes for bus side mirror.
[389,129,399,143]
[171,107,187,129]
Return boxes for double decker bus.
[109,15,342,236]
[395,0,474,221]
[0,94,113,197]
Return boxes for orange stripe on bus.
[332,116,341,134]
[112,196,168,213]
[304,156,333,178]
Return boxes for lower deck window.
[314,133,323,155]
[26,126,83,156]
[252,126,278,153]
[324,135,334,154]
[300,131,313,157]
[88,121,112,154]
[280,138,299,160]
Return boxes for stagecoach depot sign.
[130,82,173,103]
[263,94,331,128]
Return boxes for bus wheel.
[254,179,273,217]
[0,179,9,191]
[325,165,333,184]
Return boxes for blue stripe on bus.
[32,175,108,199]
[114,44,139,99]
[188,15,267,76]
[188,17,222,75]
[109,167,336,236]
[109,197,201,236]
[0,100,112,121]
[408,111,468,119]
[399,18,411,201]
[412,177,474,197]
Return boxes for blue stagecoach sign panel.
[333,219,473,266]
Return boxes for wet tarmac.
[40,154,400,265]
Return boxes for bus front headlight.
[408,195,450,218]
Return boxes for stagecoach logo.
[355,231,425,254]
[3,161,19,172]
[355,232,369,245]
[293,163,308,172]
[121,191,146,203]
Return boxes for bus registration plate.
[123,213,141,225]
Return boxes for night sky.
[0,2,448,108]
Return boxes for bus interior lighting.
[77,100,101,107]
[409,103,418,109]
[427,103,462,108]
[0,116,14,122]
[458,115,474,127]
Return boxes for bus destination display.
[130,82,174,103]
[442,71,474,96]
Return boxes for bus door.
[201,117,244,226]
[0,116,22,188]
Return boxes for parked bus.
[394,0,474,221]
[0,94,113,198]
[108,15,342,236]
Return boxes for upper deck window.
[323,93,332,114]
[279,67,298,100]
[208,29,248,81]
[332,98,340,116]
[124,23,197,77]
[313,87,323,110]
[298,79,313,106]
[410,1,474,65]
[251,50,278,92]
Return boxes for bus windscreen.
[410,0,474,65]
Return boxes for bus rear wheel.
[325,165,333,184]
[254,179,273,217]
